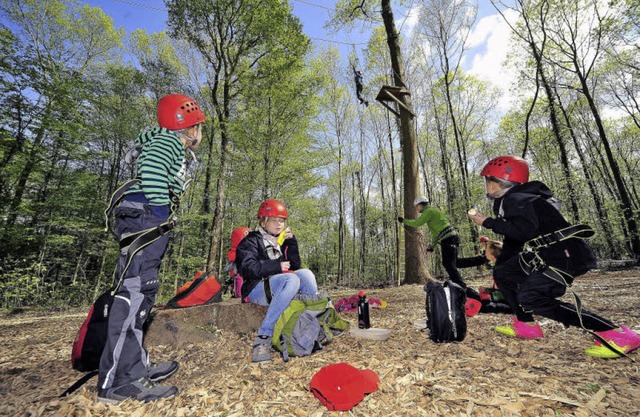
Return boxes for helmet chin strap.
[177,132,199,148]
[485,187,511,200]
[484,177,512,200]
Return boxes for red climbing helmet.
[257,200,288,219]
[157,94,206,130]
[480,155,529,184]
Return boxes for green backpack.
[272,294,349,362]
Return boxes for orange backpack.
[166,270,222,308]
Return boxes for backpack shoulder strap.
[59,370,98,397]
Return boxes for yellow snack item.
[277,230,287,246]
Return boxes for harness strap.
[518,238,633,361]
[111,220,176,294]
[103,179,141,236]
[541,266,633,361]
[526,224,595,249]
[434,225,458,246]
[59,370,99,398]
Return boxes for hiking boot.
[97,377,178,404]
[585,325,640,359]
[252,335,272,363]
[495,316,543,339]
[148,361,179,382]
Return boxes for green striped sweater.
[124,127,186,206]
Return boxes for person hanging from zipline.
[352,66,369,107]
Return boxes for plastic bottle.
[357,291,370,329]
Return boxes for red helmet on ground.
[257,200,288,219]
[480,155,529,183]
[157,94,206,130]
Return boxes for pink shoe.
[585,325,640,358]
[495,316,543,339]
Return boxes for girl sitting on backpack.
[236,199,318,362]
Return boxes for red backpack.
[71,290,113,372]
[227,227,251,300]
[61,289,114,397]
[166,270,222,308]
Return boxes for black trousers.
[494,261,615,331]
[98,201,170,390]
[440,235,465,288]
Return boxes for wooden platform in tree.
[144,299,267,348]
[375,85,415,118]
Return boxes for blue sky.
[82,0,518,107]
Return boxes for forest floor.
[1,269,640,417]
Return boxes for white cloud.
[397,4,420,36]
[466,9,520,110]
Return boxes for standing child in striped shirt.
[98,94,205,404]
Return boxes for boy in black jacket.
[468,155,640,358]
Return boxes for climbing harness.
[434,225,458,246]
[102,133,197,294]
[518,224,632,360]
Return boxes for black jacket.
[236,230,302,299]
[482,181,595,278]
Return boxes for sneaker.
[97,377,178,404]
[148,361,179,382]
[252,336,272,363]
[585,325,640,359]
[495,316,543,339]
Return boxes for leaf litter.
[1,270,639,416]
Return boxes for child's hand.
[281,261,291,271]
[284,227,293,239]
[468,208,487,225]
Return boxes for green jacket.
[402,206,456,244]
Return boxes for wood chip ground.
[1,270,639,416]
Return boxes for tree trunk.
[577,72,640,259]
[555,89,619,258]
[386,112,401,285]
[206,81,231,271]
[381,0,429,284]
[526,36,581,222]
[3,104,52,230]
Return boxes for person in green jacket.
[398,196,466,287]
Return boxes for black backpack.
[425,280,467,343]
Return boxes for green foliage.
[1,0,639,308]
